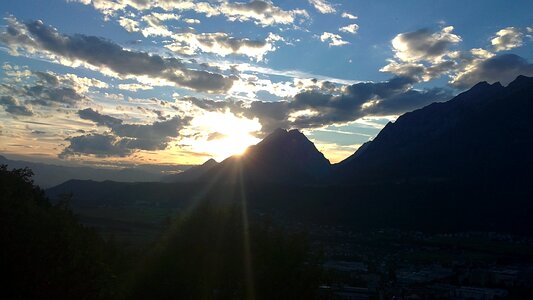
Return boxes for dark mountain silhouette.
[162,158,218,182]
[45,76,533,234]
[202,128,331,184]
[0,155,169,188]
[334,75,533,184]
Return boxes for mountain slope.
[162,158,219,182]
[334,75,533,184]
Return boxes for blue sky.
[0,0,532,166]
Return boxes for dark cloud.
[190,76,452,134]
[25,85,84,106]
[452,54,533,89]
[79,108,123,127]
[151,109,167,121]
[0,69,87,108]
[0,95,33,116]
[0,17,234,93]
[112,116,190,150]
[33,71,59,86]
[59,134,132,158]
[61,108,193,157]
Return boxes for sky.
[0,0,532,167]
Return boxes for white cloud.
[491,27,523,51]
[183,18,200,24]
[308,0,336,14]
[71,0,309,27]
[219,0,309,27]
[167,32,281,61]
[320,32,349,47]
[117,83,153,91]
[118,16,140,33]
[380,26,463,82]
[339,24,359,35]
[381,25,533,89]
[141,12,180,37]
[60,73,109,93]
[391,26,462,63]
[341,12,357,19]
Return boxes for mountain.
[0,155,165,188]
[202,128,331,184]
[44,76,533,234]
[162,158,219,182]
[334,75,533,184]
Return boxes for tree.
[0,165,124,299]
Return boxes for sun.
[188,110,262,161]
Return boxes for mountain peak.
[507,75,533,90]
[471,81,490,89]
[202,158,218,166]
[205,128,330,184]
[272,127,287,134]
[288,128,303,135]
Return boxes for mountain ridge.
[45,75,533,234]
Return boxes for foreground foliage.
[1,165,321,299]
[0,165,126,299]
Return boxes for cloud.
[339,24,359,35]
[118,16,140,33]
[141,12,180,37]
[118,13,181,37]
[71,0,309,27]
[451,54,533,89]
[183,18,200,24]
[33,71,59,86]
[381,25,533,88]
[60,133,132,157]
[25,85,85,106]
[390,26,461,63]
[380,26,463,82]
[207,132,227,141]
[341,12,357,20]
[491,27,523,51]
[0,17,234,93]
[75,108,192,152]
[78,108,123,127]
[218,0,309,27]
[117,83,153,91]
[190,76,452,134]
[320,32,349,46]
[59,73,109,93]
[0,67,107,110]
[167,32,280,61]
[0,95,33,116]
[308,0,336,14]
